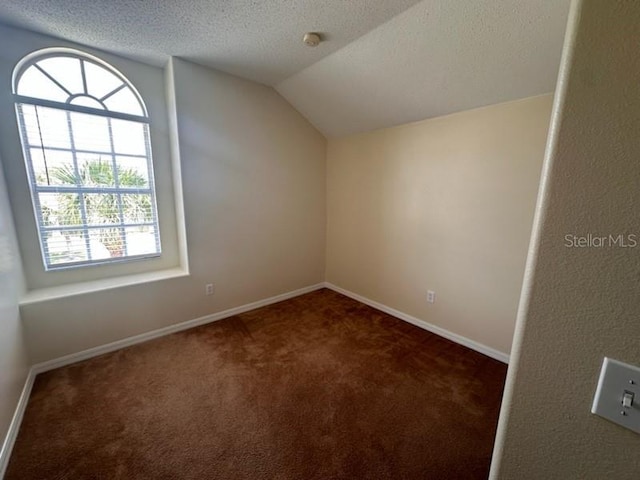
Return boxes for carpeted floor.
[6,288,507,479]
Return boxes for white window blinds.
[13,50,161,270]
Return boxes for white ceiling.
[277,0,571,137]
[0,0,421,85]
[0,0,571,138]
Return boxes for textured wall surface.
[326,95,552,356]
[14,49,326,362]
[0,156,29,458]
[491,1,640,477]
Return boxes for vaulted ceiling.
[0,0,571,137]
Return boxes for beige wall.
[326,95,552,356]
[0,154,29,461]
[491,1,640,477]
[11,52,326,362]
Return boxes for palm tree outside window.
[12,48,161,269]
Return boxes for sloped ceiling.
[277,0,571,137]
[0,0,571,137]
[0,0,422,85]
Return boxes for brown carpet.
[6,289,506,479]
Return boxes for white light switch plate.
[591,357,640,434]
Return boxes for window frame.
[12,48,162,271]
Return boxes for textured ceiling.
[0,0,421,85]
[0,0,571,137]
[277,0,571,137]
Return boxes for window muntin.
[13,50,161,270]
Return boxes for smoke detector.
[303,32,321,47]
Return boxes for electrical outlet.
[205,283,214,296]
[427,290,436,304]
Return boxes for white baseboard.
[0,368,36,479]
[32,283,325,375]
[324,282,510,364]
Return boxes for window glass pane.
[16,65,68,102]
[84,61,123,100]
[70,111,111,152]
[39,193,81,227]
[69,95,105,109]
[19,105,42,147]
[37,57,84,95]
[45,229,89,265]
[115,156,149,189]
[20,106,71,149]
[75,154,115,187]
[88,228,123,259]
[30,148,75,186]
[122,193,153,223]
[103,87,143,116]
[111,119,147,155]
[84,193,120,225]
[125,225,158,256]
[38,107,72,149]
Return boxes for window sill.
[19,266,189,306]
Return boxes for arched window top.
[13,48,147,118]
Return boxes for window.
[12,49,161,270]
